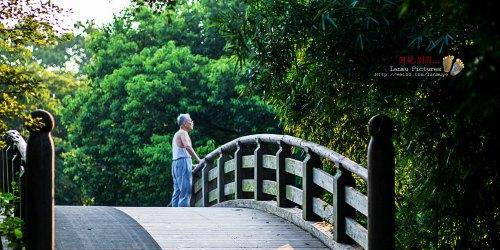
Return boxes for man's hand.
[192,158,205,173]
[193,158,204,170]
[198,158,205,165]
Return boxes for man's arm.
[179,131,201,163]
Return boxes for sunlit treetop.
[1,0,71,144]
[130,0,177,12]
[0,0,71,45]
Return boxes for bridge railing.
[1,130,27,219]
[191,114,394,250]
[0,110,56,250]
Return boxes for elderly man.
[170,113,201,207]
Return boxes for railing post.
[20,164,26,220]
[276,140,293,207]
[25,110,55,250]
[1,148,5,192]
[4,146,11,193]
[254,138,264,201]
[190,167,200,207]
[201,162,210,207]
[12,153,22,218]
[332,165,355,243]
[367,114,395,250]
[7,147,13,193]
[217,150,229,203]
[303,147,321,220]
[234,141,243,199]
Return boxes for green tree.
[0,0,70,142]
[61,5,280,206]
[33,21,96,75]
[1,1,86,247]
[213,0,499,249]
[85,3,226,82]
[29,23,94,205]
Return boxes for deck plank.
[117,207,329,250]
[55,206,161,250]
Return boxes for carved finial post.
[367,114,395,250]
[25,109,55,250]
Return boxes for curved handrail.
[193,134,367,180]
[190,114,395,250]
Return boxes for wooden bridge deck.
[55,206,161,250]
[55,206,329,250]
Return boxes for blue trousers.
[171,157,192,207]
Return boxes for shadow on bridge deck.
[56,206,329,250]
[55,206,161,250]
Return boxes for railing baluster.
[332,164,355,243]
[201,162,209,207]
[234,141,243,199]
[276,140,292,207]
[254,138,264,201]
[12,153,21,218]
[10,153,16,192]
[6,146,11,193]
[367,114,395,250]
[1,149,5,192]
[20,164,27,220]
[303,147,321,221]
[217,150,229,203]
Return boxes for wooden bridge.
[1,110,395,250]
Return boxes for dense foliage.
[59,4,281,206]
[213,0,498,249]
[0,183,24,249]
[2,0,497,249]
[33,21,94,75]
[0,0,71,142]
[1,1,75,248]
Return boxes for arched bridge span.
[1,110,394,250]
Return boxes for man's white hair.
[177,113,191,127]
